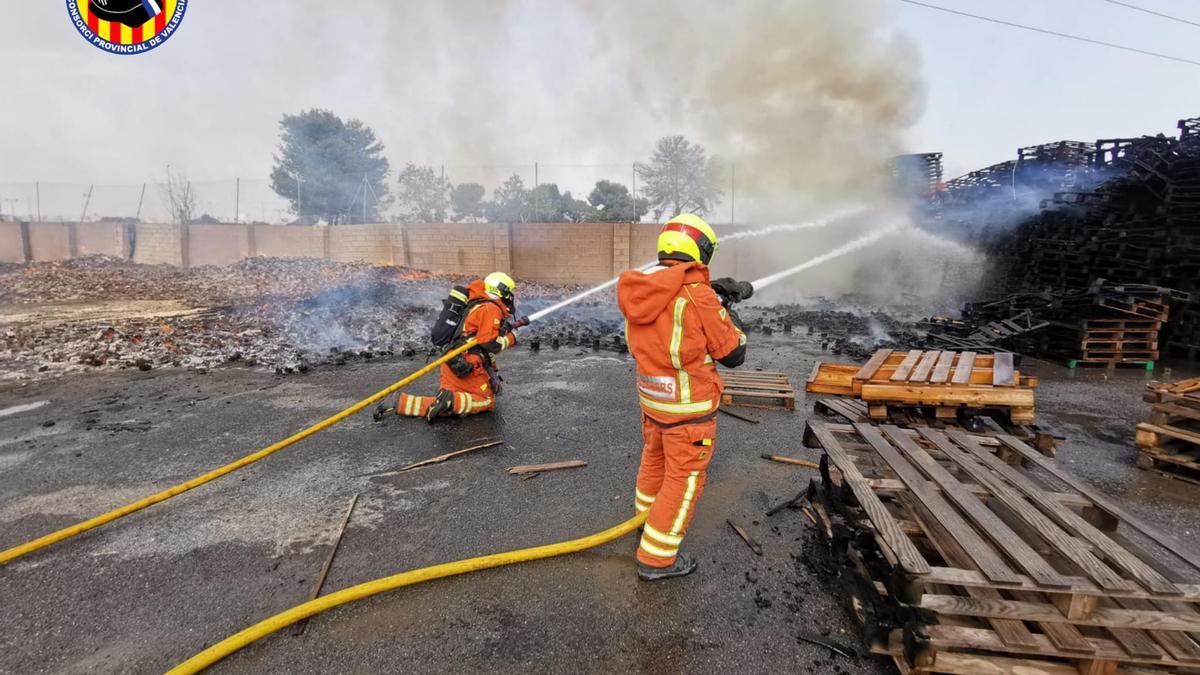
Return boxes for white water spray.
[527,213,892,323]
[527,262,657,323]
[750,224,900,292]
[721,206,868,242]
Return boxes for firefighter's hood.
[618,261,710,325]
[468,279,510,315]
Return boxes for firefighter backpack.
[431,285,474,347]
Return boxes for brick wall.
[74,222,125,257]
[252,224,326,259]
[28,223,72,261]
[511,222,615,284]
[133,223,183,266]
[329,223,394,265]
[189,223,249,267]
[0,222,24,263]
[11,221,706,285]
[402,223,499,276]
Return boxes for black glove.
[711,278,755,306]
[727,305,747,332]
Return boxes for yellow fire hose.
[167,511,647,674]
[0,340,477,566]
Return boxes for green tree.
[449,183,486,222]
[485,174,529,223]
[269,109,390,224]
[395,164,450,223]
[587,180,649,222]
[635,135,723,219]
[527,183,597,223]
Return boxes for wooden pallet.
[811,398,1060,457]
[807,349,1037,424]
[1137,377,1200,483]
[806,420,1200,675]
[719,370,794,410]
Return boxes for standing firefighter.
[617,213,753,581]
[395,272,528,422]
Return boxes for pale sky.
[2,1,1198,220]
[895,0,1200,178]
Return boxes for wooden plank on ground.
[890,350,923,382]
[507,460,586,475]
[808,421,930,575]
[854,348,892,381]
[993,352,1016,386]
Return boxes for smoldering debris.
[0,256,616,381]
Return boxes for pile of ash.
[0,257,620,381]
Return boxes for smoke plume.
[4,0,924,224]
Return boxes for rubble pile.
[0,256,618,381]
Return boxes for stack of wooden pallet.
[1136,377,1200,484]
[806,420,1200,675]
[1042,293,1171,369]
[807,349,1037,424]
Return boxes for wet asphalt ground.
[0,331,1198,674]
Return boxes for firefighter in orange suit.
[617,213,752,581]
[397,272,527,422]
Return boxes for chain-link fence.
[0,162,738,225]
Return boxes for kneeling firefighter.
[617,213,754,581]
[395,272,528,423]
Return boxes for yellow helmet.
[657,213,718,265]
[484,271,516,306]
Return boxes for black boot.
[425,389,454,423]
[638,552,698,581]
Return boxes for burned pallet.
[807,349,1037,425]
[720,370,794,411]
[806,420,1200,675]
[1137,377,1200,484]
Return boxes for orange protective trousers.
[634,415,717,567]
[395,357,496,418]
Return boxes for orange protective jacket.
[617,261,746,425]
[441,279,517,391]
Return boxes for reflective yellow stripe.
[457,393,468,414]
[497,336,509,350]
[644,522,683,546]
[669,297,687,370]
[635,489,656,504]
[639,537,677,559]
[470,398,492,410]
[669,297,693,402]
[409,396,420,416]
[671,471,700,535]
[635,501,650,513]
[639,396,713,414]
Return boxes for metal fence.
[0,162,737,225]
